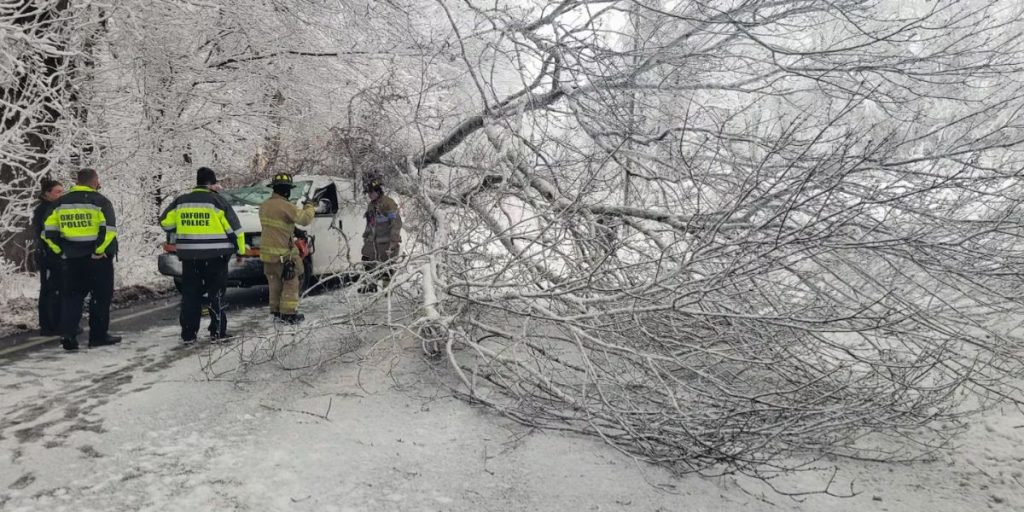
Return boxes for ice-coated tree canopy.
[5,0,1024,493]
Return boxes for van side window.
[313,183,339,216]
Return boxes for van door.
[309,183,344,275]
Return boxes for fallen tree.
[371,0,1024,489]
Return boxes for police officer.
[159,167,246,344]
[359,178,402,293]
[41,168,121,350]
[32,178,65,335]
[258,173,315,324]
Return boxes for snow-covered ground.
[0,263,171,337]
[0,271,40,333]
[2,291,1023,511]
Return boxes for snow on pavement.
[2,293,1024,511]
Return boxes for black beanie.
[196,167,217,186]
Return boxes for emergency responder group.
[39,168,122,350]
[35,167,402,349]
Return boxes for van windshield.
[222,181,312,206]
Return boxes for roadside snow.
[0,263,171,336]
[2,292,1023,511]
[0,271,38,333]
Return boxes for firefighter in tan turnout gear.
[259,173,315,323]
[359,178,402,294]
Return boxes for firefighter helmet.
[363,178,383,194]
[269,173,295,188]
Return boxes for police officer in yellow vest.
[259,173,315,324]
[159,167,246,344]
[41,168,121,351]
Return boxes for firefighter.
[359,178,402,294]
[31,178,65,335]
[159,167,245,344]
[258,173,315,323]
[41,168,121,350]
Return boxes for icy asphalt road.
[0,287,270,358]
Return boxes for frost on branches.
[5,0,1024,492]
[373,0,1024,489]
[0,1,99,267]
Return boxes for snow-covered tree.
[365,0,1024,487]
[7,0,1024,491]
[0,1,104,267]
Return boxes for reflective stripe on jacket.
[41,185,118,258]
[159,187,245,260]
[258,193,315,262]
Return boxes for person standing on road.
[41,168,121,351]
[159,167,246,345]
[359,178,402,294]
[258,173,315,324]
[31,178,65,335]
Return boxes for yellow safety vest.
[160,187,245,259]
[41,185,118,258]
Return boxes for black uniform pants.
[60,256,114,342]
[180,256,228,340]
[37,252,62,333]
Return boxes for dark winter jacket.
[31,200,58,258]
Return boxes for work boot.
[90,335,122,348]
[61,337,79,351]
[271,312,282,320]
[209,331,230,343]
[357,282,377,294]
[280,313,305,325]
[182,337,196,346]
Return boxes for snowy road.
[2,289,1024,511]
[0,287,269,358]
[0,291,694,511]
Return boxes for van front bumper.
[157,253,267,287]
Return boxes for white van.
[157,175,370,289]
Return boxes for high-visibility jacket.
[258,193,314,262]
[159,187,245,260]
[41,185,118,258]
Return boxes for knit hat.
[196,167,218,186]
